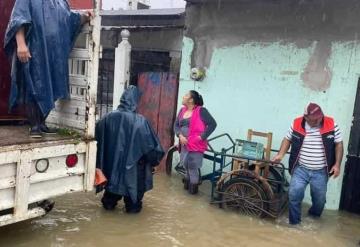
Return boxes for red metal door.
[0,0,27,120]
[137,72,179,172]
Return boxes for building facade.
[179,0,360,211]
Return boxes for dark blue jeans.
[288,165,328,225]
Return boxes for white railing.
[46,11,101,138]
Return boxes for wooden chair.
[233,129,273,178]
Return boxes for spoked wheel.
[220,177,269,218]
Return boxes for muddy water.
[0,175,359,247]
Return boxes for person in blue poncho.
[96,86,165,214]
[4,0,91,138]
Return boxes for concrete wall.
[179,0,360,209]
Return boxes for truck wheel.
[37,200,55,213]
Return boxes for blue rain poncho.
[95,86,165,203]
[4,0,82,116]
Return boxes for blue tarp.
[4,0,81,116]
[96,86,165,203]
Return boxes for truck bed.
[0,125,82,151]
[0,124,96,226]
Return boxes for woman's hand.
[179,134,188,145]
[17,43,31,63]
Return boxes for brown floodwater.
[0,174,359,247]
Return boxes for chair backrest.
[247,129,273,160]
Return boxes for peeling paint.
[301,41,332,91]
[180,2,360,210]
[185,0,360,69]
[281,71,299,76]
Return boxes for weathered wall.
[179,0,360,209]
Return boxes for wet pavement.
[0,174,359,247]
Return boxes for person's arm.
[272,138,291,163]
[329,124,344,178]
[272,124,293,163]
[173,113,187,145]
[329,142,343,178]
[335,142,344,165]
[174,114,181,137]
[15,27,31,63]
[200,108,217,140]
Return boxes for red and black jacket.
[288,116,336,175]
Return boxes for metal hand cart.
[166,133,289,218]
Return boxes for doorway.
[132,50,178,171]
[340,78,360,213]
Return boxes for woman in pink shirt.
[174,90,217,194]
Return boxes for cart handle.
[207,133,236,153]
[271,149,290,155]
[215,152,288,171]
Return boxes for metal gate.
[96,49,115,119]
[340,79,360,214]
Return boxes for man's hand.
[17,43,31,63]
[271,153,283,164]
[271,138,291,165]
[331,142,343,179]
[81,11,93,24]
[16,27,31,63]
[329,163,341,178]
[179,134,188,145]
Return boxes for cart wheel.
[174,162,186,175]
[37,200,55,213]
[166,145,179,176]
[220,177,269,218]
[267,166,283,193]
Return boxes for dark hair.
[189,90,204,106]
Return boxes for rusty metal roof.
[101,8,185,16]
[101,8,185,29]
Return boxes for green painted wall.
[178,37,359,210]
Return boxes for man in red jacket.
[272,103,344,225]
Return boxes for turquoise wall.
[178,37,359,210]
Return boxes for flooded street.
[0,174,359,247]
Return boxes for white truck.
[0,4,101,226]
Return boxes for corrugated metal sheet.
[101,8,185,16]
[101,8,185,28]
